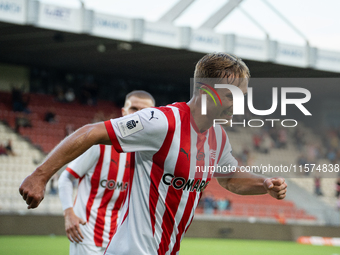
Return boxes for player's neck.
[187,98,213,133]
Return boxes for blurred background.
[0,0,340,252]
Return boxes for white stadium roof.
[0,0,339,74]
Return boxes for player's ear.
[121,107,127,117]
[198,86,207,95]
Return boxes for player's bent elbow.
[83,122,111,145]
[217,178,230,190]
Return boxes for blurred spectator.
[80,80,98,106]
[216,199,231,215]
[92,111,106,123]
[329,130,339,150]
[305,143,318,164]
[336,177,340,198]
[49,173,58,195]
[5,139,16,156]
[293,128,305,150]
[202,191,216,215]
[54,85,65,102]
[11,85,30,113]
[327,149,337,164]
[239,147,251,166]
[260,133,273,154]
[64,88,75,103]
[252,133,261,151]
[44,108,58,123]
[277,129,287,149]
[15,112,32,132]
[275,210,286,225]
[297,154,307,168]
[0,143,8,156]
[269,127,279,148]
[314,176,323,196]
[65,123,75,137]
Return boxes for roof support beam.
[158,0,195,23]
[262,0,309,45]
[199,0,243,29]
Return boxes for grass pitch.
[0,236,339,255]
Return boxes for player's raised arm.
[216,169,287,200]
[19,122,110,209]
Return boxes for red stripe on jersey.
[105,153,134,255]
[104,120,123,153]
[109,155,130,240]
[86,144,105,222]
[172,127,211,254]
[171,193,203,254]
[121,152,135,224]
[66,167,81,179]
[149,107,176,236]
[184,192,203,232]
[93,146,120,246]
[217,126,227,164]
[157,108,190,255]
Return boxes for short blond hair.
[194,53,250,93]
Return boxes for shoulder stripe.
[65,167,81,179]
[104,120,123,153]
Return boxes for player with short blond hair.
[20,52,287,255]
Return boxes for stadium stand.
[199,178,316,224]
[0,91,121,153]
[0,91,338,224]
[0,92,324,222]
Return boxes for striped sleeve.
[104,108,169,153]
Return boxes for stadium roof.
[0,0,340,86]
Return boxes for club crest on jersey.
[162,173,209,192]
[196,151,205,161]
[118,114,144,137]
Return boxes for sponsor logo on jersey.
[162,173,209,192]
[100,179,128,191]
[180,148,189,160]
[149,111,158,121]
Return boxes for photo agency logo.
[195,78,312,128]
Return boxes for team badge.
[118,114,144,137]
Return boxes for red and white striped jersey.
[66,144,130,248]
[104,102,237,255]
